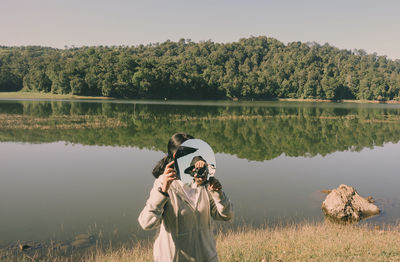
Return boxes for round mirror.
[174,139,216,185]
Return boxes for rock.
[54,242,71,251]
[321,184,380,222]
[71,239,91,248]
[17,241,42,251]
[71,234,94,248]
[74,234,92,241]
[19,243,31,251]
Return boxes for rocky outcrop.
[322,184,380,222]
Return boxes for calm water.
[1,99,400,247]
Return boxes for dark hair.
[152,133,194,178]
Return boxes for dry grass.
[2,92,400,104]
[91,222,400,262]
[0,114,127,130]
[171,114,400,123]
[278,98,400,104]
[1,113,398,130]
[2,222,400,261]
[0,92,113,100]
[86,242,153,262]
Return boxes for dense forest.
[1,36,400,100]
[2,101,400,161]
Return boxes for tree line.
[1,37,400,100]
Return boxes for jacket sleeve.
[138,177,169,230]
[208,190,233,221]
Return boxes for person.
[151,133,194,179]
[138,133,233,262]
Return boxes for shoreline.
[4,222,400,261]
[0,92,115,100]
[1,92,400,104]
[278,98,400,104]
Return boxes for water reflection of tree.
[1,101,400,161]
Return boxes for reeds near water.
[2,112,399,131]
[0,114,127,130]
[0,92,113,100]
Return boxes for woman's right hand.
[161,161,176,193]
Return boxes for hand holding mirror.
[173,139,216,185]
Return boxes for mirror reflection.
[175,139,216,185]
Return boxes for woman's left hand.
[194,160,206,169]
[208,177,222,191]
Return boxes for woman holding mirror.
[138,133,233,262]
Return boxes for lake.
[1,99,400,249]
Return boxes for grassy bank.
[278,98,400,104]
[4,222,400,261]
[2,92,400,104]
[89,222,400,262]
[0,92,114,100]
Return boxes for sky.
[1,0,399,59]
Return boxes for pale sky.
[1,0,399,60]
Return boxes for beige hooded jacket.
[138,175,233,262]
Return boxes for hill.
[1,37,400,100]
